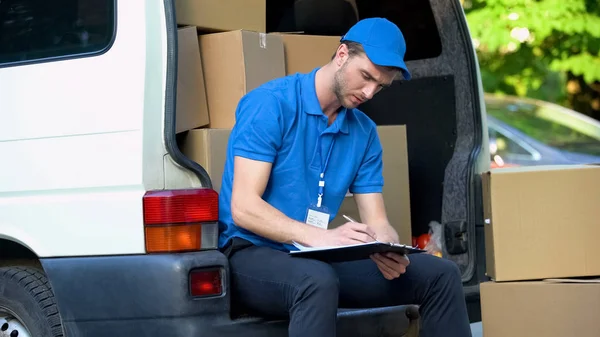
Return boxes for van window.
[0,0,115,66]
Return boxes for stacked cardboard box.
[174,1,412,242]
[480,164,600,337]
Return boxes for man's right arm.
[225,90,323,246]
[230,156,324,246]
[230,156,377,247]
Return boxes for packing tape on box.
[259,33,267,49]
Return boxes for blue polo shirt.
[218,68,384,252]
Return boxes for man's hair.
[332,41,403,80]
[331,41,364,60]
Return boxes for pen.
[343,214,358,223]
[342,214,378,242]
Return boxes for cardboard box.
[176,26,209,133]
[180,129,231,193]
[330,125,412,245]
[199,31,285,128]
[481,279,600,337]
[174,0,266,32]
[482,165,600,282]
[276,34,341,75]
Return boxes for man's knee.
[429,256,463,290]
[438,257,461,277]
[296,262,340,301]
[415,254,462,284]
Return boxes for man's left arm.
[353,192,399,244]
[347,125,399,243]
[354,192,409,280]
[349,126,408,280]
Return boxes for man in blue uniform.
[218,17,472,337]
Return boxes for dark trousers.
[228,243,472,337]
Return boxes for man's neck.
[315,66,342,124]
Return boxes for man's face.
[332,52,397,109]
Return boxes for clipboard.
[289,241,426,263]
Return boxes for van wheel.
[0,267,64,337]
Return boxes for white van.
[0,1,490,336]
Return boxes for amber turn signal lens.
[145,224,201,253]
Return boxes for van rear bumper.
[41,251,420,337]
[40,250,233,337]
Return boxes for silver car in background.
[485,94,600,168]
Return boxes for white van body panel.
[0,0,198,257]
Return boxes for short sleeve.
[349,127,384,194]
[230,90,283,163]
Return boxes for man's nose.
[362,83,379,100]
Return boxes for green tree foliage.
[464,0,600,118]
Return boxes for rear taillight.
[143,189,219,253]
[190,269,223,297]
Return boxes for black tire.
[0,266,64,337]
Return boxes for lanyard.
[317,136,336,208]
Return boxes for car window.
[0,0,115,67]
[487,102,600,157]
[488,125,537,160]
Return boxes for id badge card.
[305,204,330,229]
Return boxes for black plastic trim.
[0,0,118,69]
[162,0,212,189]
[451,0,485,285]
[40,251,231,335]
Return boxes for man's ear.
[335,43,350,67]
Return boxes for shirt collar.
[301,68,349,134]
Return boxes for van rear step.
[216,305,420,337]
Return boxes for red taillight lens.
[143,189,218,225]
[143,189,218,253]
[190,269,222,297]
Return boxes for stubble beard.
[332,61,353,109]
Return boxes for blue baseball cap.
[340,17,411,80]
